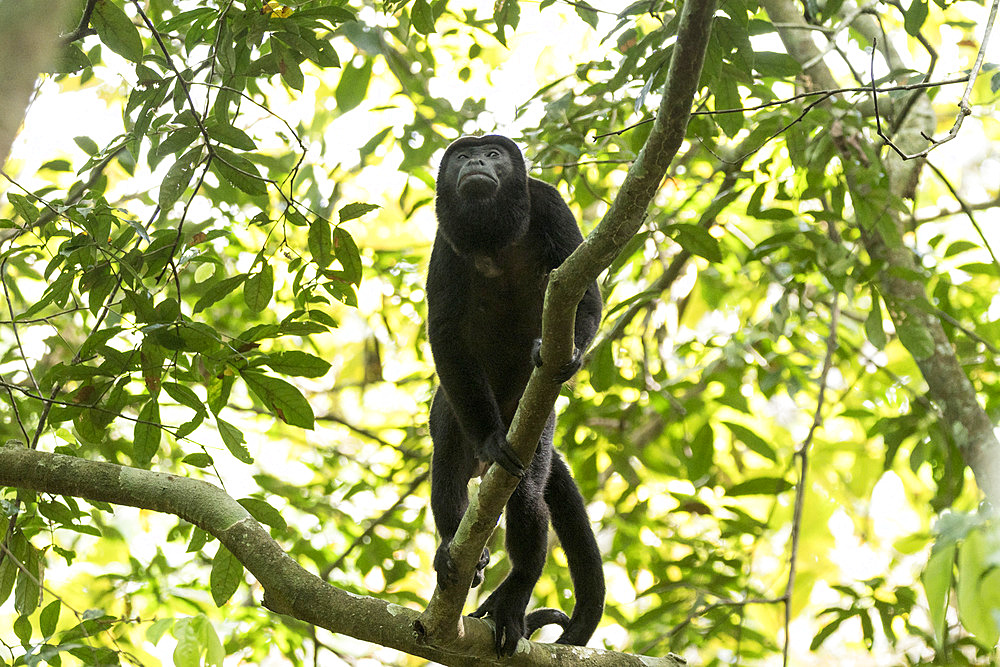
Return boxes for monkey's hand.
[532,338,583,384]
[434,543,490,590]
[480,429,525,478]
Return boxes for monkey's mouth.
[459,171,498,187]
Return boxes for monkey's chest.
[466,277,543,337]
[462,270,545,383]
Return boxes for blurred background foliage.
[2,0,1000,664]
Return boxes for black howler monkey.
[426,135,604,657]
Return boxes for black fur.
[426,135,604,657]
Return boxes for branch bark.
[762,0,1000,504]
[0,444,682,666]
[417,0,718,652]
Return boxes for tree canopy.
[2,0,1000,665]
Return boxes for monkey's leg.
[470,453,551,657]
[429,392,489,589]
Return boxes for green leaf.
[904,0,929,35]
[895,317,935,360]
[47,43,91,73]
[944,240,979,257]
[79,325,123,358]
[133,398,162,466]
[411,0,435,34]
[162,382,207,414]
[7,193,39,224]
[14,542,40,615]
[210,545,242,606]
[272,39,305,91]
[492,0,520,46]
[0,546,16,605]
[212,147,267,196]
[40,600,62,637]
[151,127,200,168]
[957,528,1000,646]
[753,51,801,78]
[238,498,288,531]
[216,417,253,463]
[244,262,274,313]
[334,58,373,113]
[922,542,955,649]
[146,617,174,644]
[309,216,333,267]
[264,350,332,378]
[173,617,198,664]
[338,202,380,223]
[666,223,723,263]
[295,6,356,26]
[724,422,777,462]
[728,477,792,496]
[334,227,362,285]
[588,340,617,393]
[182,452,213,467]
[159,147,201,212]
[207,122,256,151]
[92,0,143,63]
[687,422,714,481]
[241,370,315,429]
[810,612,848,650]
[194,274,246,313]
[864,292,887,349]
[74,136,99,155]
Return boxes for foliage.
[2,0,1000,665]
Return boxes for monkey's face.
[449,144,515,199]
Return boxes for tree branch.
[762,0,1000,503]
[0,444,682,666]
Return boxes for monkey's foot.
[433,543,490,589]
[531,339,583,383]
[470,588,530,657]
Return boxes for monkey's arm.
[529,179,603,380]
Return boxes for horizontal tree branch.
[0,444,682,666]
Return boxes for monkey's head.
[435,135,530,256]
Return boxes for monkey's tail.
[524,608,570,638]
[543,452,605,646]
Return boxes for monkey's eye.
[456,153,468,160]
[487,150,500,158]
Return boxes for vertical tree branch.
[762,0,1000,503]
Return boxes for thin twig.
[0,259,39,394]
[801,1,876,70]
[593,76,969,139]
[319,470,430,580]
[925,160,1000,273]
[61,0,98,43]
[876,0,998,159]
[782,282,840,667]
